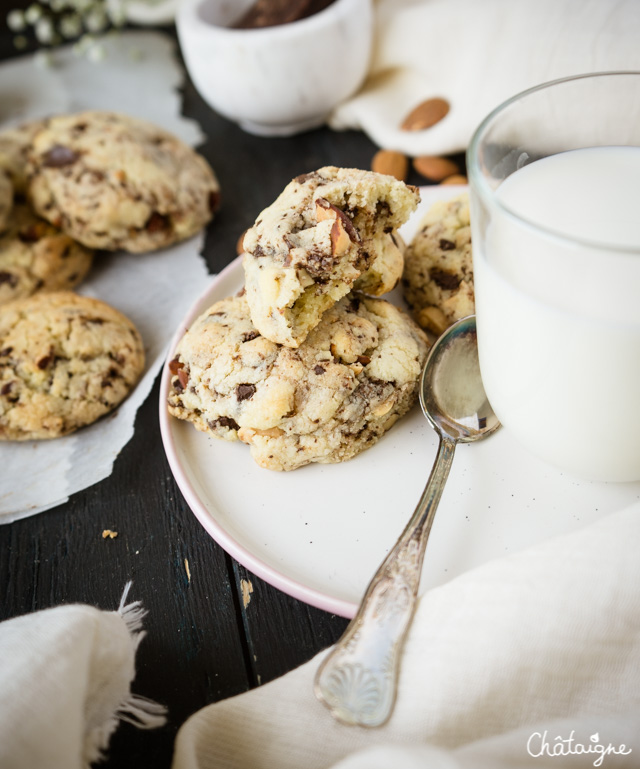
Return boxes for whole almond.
[236,229,248,254]
[413,155,459,182]
[440,174,468,185]
[371,149,408,181]
[401,97,450,131]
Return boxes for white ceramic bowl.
[176,0,373,136]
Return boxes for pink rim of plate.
[158,255,358,619]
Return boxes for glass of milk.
[467,72,640,482]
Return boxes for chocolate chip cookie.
[0,291,145,440]
[243,166,419,348]
[402,193,473,335]
[167,291,428,471]
[0,202,93,305]
[27,111,220,253]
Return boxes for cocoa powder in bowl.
[232,0,337,29]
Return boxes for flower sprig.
[7,0,130,62]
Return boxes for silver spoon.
[314,315,500,727]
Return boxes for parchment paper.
[0,32,211,521]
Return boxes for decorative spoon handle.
[314,435,456,727]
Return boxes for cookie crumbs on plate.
[102,529,117,539]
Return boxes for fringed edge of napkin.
[84,582,168,767]
[117,582,168,728]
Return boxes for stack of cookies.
[0,111,220,440]
[168,166,430,471]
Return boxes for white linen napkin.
[0,584,165,769]
[171,505,640,769]
[329,0,640,155]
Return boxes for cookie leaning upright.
[243,167,419,347]
[167,292,429,471]
[402,193,474,336]
[0,292,145,440]
[26,111,220,253]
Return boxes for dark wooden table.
[0,19,459,768]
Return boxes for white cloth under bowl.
[329,0,640,155]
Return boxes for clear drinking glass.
[467,72,640,482]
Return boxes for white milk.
[473,146,640,481]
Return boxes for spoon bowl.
[314,315,499,727]
[421,315,500,443]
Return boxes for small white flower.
[84,6,108,32]
[11,0,138,57]
[106,0,126,26]
[35,15,54,43]
[24,3,43,24]
[7,9,27,31]
[59,13,82,37]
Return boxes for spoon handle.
[314,435,456,727]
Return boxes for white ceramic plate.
[159,187,640,618]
